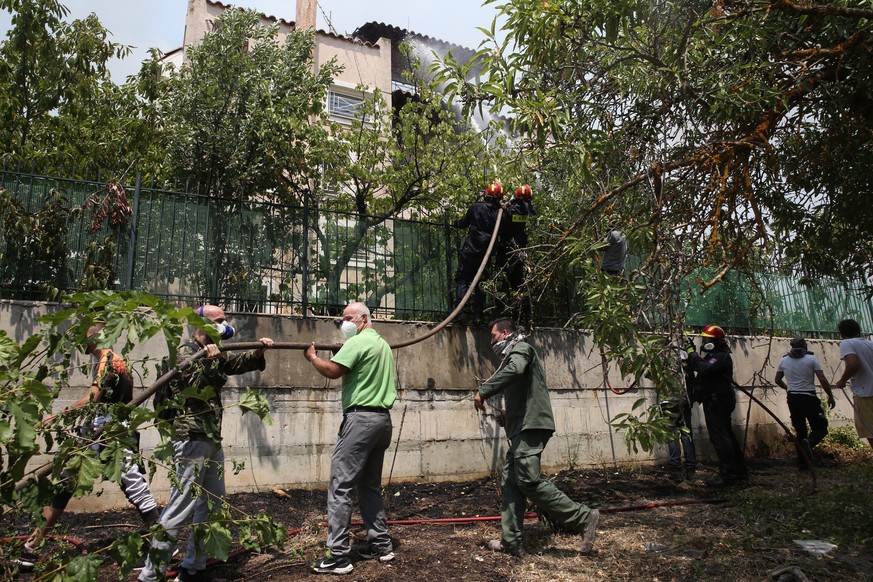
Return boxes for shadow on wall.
[1,300,45,343]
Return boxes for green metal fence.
[0,168,870,334]
[0,169,463,319]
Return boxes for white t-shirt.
[777,353,821,394]
[839,337,873,398]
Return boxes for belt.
[344,405,390,414]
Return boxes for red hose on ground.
[207,501,723,571]
[5,498,724,576]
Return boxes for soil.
[4,449,872,582]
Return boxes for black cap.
[790,336,807,350]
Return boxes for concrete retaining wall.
[1,301,852,511]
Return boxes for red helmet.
[700,324,725,339]
[515,184,532,199]
[485,182,503,198]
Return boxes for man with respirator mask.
[473,318,600,557]
[139,305,274,582]
[304,302,397,575]
[684,324,748,488]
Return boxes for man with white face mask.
[304,302,397,575]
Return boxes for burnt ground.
[3,442,872,582]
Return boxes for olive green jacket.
[479,340,555,439]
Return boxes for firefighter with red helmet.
[495,184,536,323]
[684,324,748,487]
[453,182,503,323]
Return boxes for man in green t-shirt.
[474,318,600,556]
[305,302,397,575]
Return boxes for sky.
[0,0,503,82]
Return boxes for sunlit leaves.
[611,398,678,454]
[237,388,272,425]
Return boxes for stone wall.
[1,301,852,511]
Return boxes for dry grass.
[3,438,872,581]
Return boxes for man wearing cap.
[685,324,747,487]
[775,336,836,470]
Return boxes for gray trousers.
[326,411,393,558]
[138,438,225,581]
[501,429,594,551]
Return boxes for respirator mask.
[492,338,510,356]
[199,306,234,340]
[700,341,715,352]
[341,316,361,339]
[212,322,235,340]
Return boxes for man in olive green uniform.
[474,318,599,556]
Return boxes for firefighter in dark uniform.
[495,184,536,323]
[684,324,748,487]
[454,182,503,324]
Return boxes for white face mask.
[341,316,361,339]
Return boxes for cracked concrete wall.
[2,302,852,511]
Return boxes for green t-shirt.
[331,327,397,410]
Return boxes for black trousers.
[702,395,747,479]
[787,392,829,448]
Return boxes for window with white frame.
[328,89,365,123]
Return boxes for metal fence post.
[301,189,310,317]
[123,172,141,291]
[444,209,453,309]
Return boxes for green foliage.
[0,187,80,300]
[436,0,873,304]
[158,9,338,202]
[309,63,509,309]
[610,397,679,454]
[823,424,866,451]
[237,388,272,425]
[0,290,285,580]
[0,0,137,173]
[434,0,873,449]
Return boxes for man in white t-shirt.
[835,319,873,450]
[775,336,836,469]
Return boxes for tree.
[157,10,337,203]
[435,0,873,395]
[0,0,139,174]
[139,8,337,303]
[0,291,283,579]
[312,72,509,313]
